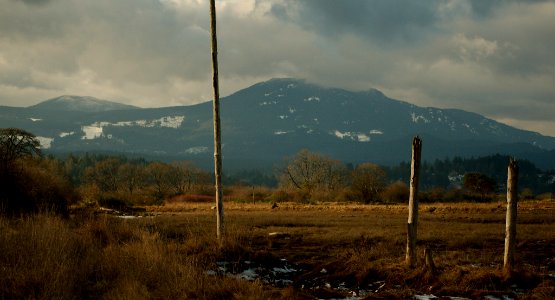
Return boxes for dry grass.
[1,200,554,299]
[0,213,269,300]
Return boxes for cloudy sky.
[1,0,554,136]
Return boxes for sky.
[1,0,554,136]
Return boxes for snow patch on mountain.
[80,116,184,140]
[304,96,320,102]
[29,118,42,122]
[411,112,431,124]
[59,131,75,137]
[274,130,292,135]
[260,101,278,106]
[332,130,371,142]
[82,125,103,140]
[93,116,184,134]
[120,116,184,128]
[184,146,208,155]
[36,136,54,149]
[369,130,384,135]
[462,123,478,134]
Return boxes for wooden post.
[406,136,422,267]
[423,247,437,275]
[252,186,255,204]
[210,0,224,239]
[504,158,519,275]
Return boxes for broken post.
[423,247,437,275]
[210,0,224,238]
[406,136,422,267]
[504,158,519,275]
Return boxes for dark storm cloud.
[274,0,439,45]
[0,0,553,135]
[17,0,51,5]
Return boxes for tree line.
[2,128,553,215]
[386,154,554,196]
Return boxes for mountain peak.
[28,95,139,112]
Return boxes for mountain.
[28,95,139,112]
[1,78,555,170]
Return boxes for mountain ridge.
[1,78,554,169]
[28,95,139,112]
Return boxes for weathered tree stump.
[423,247,437,275]
[504,158,519,276]
[406,136,422,267]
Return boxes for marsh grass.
[0,213,269,300]
[1,200,553,299]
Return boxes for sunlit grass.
[1,200,553,299]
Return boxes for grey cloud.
[0,0,212,104]
[16,0,52,5]
[274,0,439,45]
[0,0,553,136]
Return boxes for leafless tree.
[280,149,347,197]
[0,128,41,171]
[351,163,387,203]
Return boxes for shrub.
[380,181,409,203]
[0,159,75,216]
[98,196,129,211]
[420,187,446,203]
[266,189,290,203]
[520,188,535,200]
[166,194,215,203]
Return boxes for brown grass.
[1,200,554,299]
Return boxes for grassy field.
[1,200,554,299]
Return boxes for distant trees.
[145,162,174,201]
[65,154,211,205]
[279,149,348,199]
[3,128,551,213]
[380,181,410,203]
[351,163,387,203]
[463,172,497,199]
[83,158,121,193]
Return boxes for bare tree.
[351,163,387,203]
[117,162,144,196]
[210,0,224,238]
[280,149,347,198]
[83,158,120,193]
[0,128,41,171]
[168,161,201,195]
[146,161,173,201]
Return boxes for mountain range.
[1,78,554,170]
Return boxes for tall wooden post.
[406,136,422,267]
[504,159,519,275]
[210,0,224,238]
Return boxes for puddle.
[484,296,515,300]
[210,258,300,288]
[208,259,527,299]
